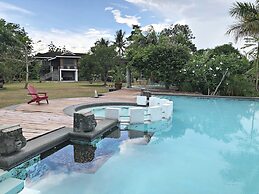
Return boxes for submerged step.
[0,177,24,194]
[19,187,41,194]
[0,169,10,183]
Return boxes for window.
[63,59,76,65]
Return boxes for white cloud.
[104,7,113,11]
[0,1,33,15]
[105,7,141,28]
[141,23,170,33]
[124,0,255,50]
[110,3,129,10]
[28,28,113,53]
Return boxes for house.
[35,51,84,82]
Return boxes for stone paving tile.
[0,89,139,140]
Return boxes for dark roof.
[35,51,85,59]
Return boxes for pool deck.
[0,89,139,140]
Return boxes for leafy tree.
[0,19,32,84]
[126,24,194,88]
[48,41,61,53]
[144,25,158,45]
[79,53,97,82]
[94,38,109,47]
[182,47,252,95]
[211,44,240,56]
[29,60,41,80]
[81,38,119,85]
[160,24,196,52]
[144,44,191,89]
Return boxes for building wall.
[52,70,59,81]
[60,58,78,69]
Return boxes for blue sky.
[0,0,253,52]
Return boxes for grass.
[0,81,109,108]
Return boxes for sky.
[0,0,253,53]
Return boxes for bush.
[179,82,194,92]
[223,75,257,96]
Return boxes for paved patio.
[0,89,140,140]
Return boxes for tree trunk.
[104,76,107,86]
[24,46,29,89]
[212,68,228,95]
[165,82,170,90]
[255,42,259,91]
[126,67,131,88]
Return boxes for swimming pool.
[16,96,259,194]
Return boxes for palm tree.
[114,30,126,57]
[95,38,109,47]
[114,30,131,87]
[227,0,259,90]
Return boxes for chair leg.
[37,101,40,105]
[27,100,33,104]
[46,99,49,104]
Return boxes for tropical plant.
[114,29,126,57]
[227,0,259,90]
[114,29,129,88]
[182,46,252,95]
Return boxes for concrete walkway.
[0,89,139,140]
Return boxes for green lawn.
[0,81,109,108]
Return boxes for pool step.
[0,177,24,194]
[19,188,41,194]
[0,169,11,183]
[0,169,10,183]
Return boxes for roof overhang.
[48,56,81,61]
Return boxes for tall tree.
[114,29,126,57]
[114,29,130,87]
[0,19,31,87]
[48,41,60,52]
[227,0,259,90]
[160,24,196,52]
[79,53,97,82]
[126,24,195,88]
[94,38,109,47]
[91,39,118,86]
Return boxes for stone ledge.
[0,119,118,170]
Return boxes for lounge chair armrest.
[28,93,37,95]
[38,92,47,96]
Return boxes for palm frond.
[227,0,259,41]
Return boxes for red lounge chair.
[27,85,49,104]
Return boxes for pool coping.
[63,101,144,116]
[0,101,145,171]
[0,119,118,171]
[150,91,259,101]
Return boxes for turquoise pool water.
[78,105,136,117]
[18,96,259,194]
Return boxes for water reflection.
[162,96,259,143]
[73,144,96,163]
[221,151,259,194]
[13,128,154,187]
[164,96,259,194]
